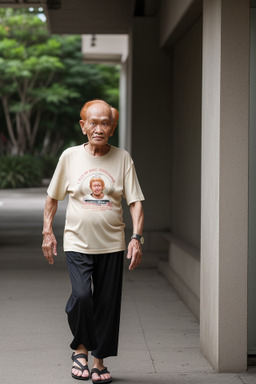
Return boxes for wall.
[125,17,173,265]
[248,7,256,355]
[171,18,202,249]
[159,17,202,318]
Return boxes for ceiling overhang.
[46,0,133,34]
[0,0,160,34]
[82,34,129,64]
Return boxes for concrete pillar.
[200,0,249,372]
[119,60,130,152]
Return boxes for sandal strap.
[91,367,110,376]
[71,352,89,371]
[72,352,88,361]
[72,364,89,373]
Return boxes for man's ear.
[79,120,87,135]
[110,123,117,137]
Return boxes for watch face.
[140,237,144,245]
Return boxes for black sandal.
[71,352,90,381]
[91,367,112,384]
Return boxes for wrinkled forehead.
[86,103,112,120]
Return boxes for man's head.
[79,100,119,147]
[80,100,119,125]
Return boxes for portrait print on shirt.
[78,169,114,211]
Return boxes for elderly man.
[42,99,144,383]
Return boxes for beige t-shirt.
[47,144,145,254]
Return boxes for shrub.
[0,155,43,189]
[39,155,58,179]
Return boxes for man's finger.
[129,247,137,270]
[129,260,135,270]
[48,255,54,265]
[53,241,58,256]
[127,246,132,260]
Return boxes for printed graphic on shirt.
[77,168,115,211]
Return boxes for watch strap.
[131,233,144,244]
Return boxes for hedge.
[0,155,57,189]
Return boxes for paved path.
[0,189,256,384]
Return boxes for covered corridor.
[0,0,255,372]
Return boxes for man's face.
[91,181,103,197]
[80,103,115,147]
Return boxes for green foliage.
[38,35,120,151]
[0,154,58,188]
[0,8,120,157]
[0,8,70,154]
[39,155,58,178]
[0,155,42,188]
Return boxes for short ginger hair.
[80,99,119,125]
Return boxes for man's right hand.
[42,231,57,265]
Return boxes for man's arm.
[127,201,144,271]
[42,195,58,265]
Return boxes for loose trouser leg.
[91,251,124,359]
[65,251,98,351]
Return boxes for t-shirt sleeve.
[47,156,68,201]
[123,162,145,206]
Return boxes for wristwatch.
[131,233,144,245]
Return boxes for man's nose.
[95,124,103,133]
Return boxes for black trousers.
[65,251,124,359]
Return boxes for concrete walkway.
[0,188,256,384]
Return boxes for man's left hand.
[127,239,142,271]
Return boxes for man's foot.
[91,358,112,384]
[71,346,90,380]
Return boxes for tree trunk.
[41,129,51,155]
[21,111,32,147]
[30,108,42,149]
[1,97,18,153]
[16,113,26,155]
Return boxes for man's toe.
[72,368,81,376]
[101,373,111,380]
